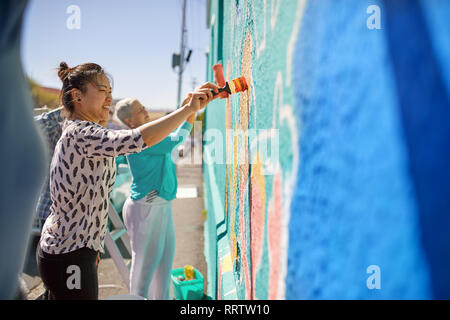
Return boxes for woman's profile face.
[78,75,112,123]
[130,100,150,128]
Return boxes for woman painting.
[36,62,217,299]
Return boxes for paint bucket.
[171,267,204,300]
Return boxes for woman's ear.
[123,117,133,128]
[71,88,82,102]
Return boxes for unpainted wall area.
[203,0,450,299]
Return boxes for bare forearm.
[139,82,217,146]
[186,112,196,124]
[138,105,193,147]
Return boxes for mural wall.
[203,0,450,299]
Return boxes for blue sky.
[21,0,210,111]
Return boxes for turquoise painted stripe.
[203,144,238,300]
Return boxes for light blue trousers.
[123,196,175,299]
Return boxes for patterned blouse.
[40,120,147,255]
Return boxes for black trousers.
[36,243,99,300]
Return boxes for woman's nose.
[105,93,112,105]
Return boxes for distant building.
[30,83,61,110]
[38,86,60,96]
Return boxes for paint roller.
[211,63,248,98]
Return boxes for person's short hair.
[115,97,137,127]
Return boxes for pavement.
[22,160,208,300]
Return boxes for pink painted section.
[268,173,283,299]
[250,173,265,299]
[239,178,251,299]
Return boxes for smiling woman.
[58,62,113,121]
[36,61,218,299]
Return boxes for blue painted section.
[287,0,435,299]
[383,0,450,299]
[204,0,450,299]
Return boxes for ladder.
[104,201,132,290]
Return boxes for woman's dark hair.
[57,62,112,113]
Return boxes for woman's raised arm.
[138,83,217,147]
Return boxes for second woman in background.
[115,95,195,299]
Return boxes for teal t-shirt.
[126,122,193,201]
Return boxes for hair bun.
[58,61,71,81]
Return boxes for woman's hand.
[186,82,219,113]
[181,94,192,107]
[181,94,196,124]
[138,83,217,147]
[195,82,219,96]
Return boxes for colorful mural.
[203,0,450,299]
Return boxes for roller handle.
[211,83,231,96]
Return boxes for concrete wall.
[203,0,450,299]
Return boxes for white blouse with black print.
[40,119,147,255]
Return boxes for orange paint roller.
[212,64,228,98]
[214,76,248,96]
[212,64,249,98]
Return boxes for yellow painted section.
[221,253,233,273]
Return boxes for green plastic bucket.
[171,268,204,300]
